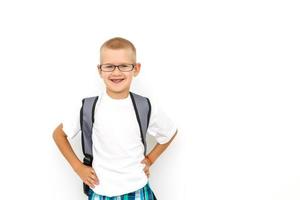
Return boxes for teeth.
[111,79,123,83]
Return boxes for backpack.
[80,92,151,196]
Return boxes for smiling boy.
[53,37,177,200]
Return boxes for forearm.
[146,130,177,165]
[52,124,82,172]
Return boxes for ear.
[134,63,141,77]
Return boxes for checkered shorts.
[88,183,157,200]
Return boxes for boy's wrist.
[72,161,84,173]
[145,155,153,166]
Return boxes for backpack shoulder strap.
[80,96,99,166]
[130,92,151,155]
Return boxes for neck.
[106,89,130,99]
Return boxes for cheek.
[125,75,134,82]
[99,71,103,78]
[100,72,108,79]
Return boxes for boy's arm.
[146,130,178,165]
[53,123,82,171]
[141,130,177,177]
[52,123,99,188]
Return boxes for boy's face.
[99,47,140,99]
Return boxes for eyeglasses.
[97,64,135,72]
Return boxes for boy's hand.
[141,156,152,178]
[75,163,99,188]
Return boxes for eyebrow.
[101,63,132,65]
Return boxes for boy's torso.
[90,92,148,197]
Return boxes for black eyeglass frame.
[97,64,136,72]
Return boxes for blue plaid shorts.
[88,182,157,200]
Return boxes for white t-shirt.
[62,92,177,197]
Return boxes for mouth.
[110,78,125,84]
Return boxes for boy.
[53,37,177,199]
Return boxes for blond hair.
[100,37,136,62]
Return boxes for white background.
[0,0,299,199]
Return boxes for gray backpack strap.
[80,96,98,196]
[80,96,99,166]
[130,92,151,155]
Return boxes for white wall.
[0,0,299,200]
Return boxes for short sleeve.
[61,100,82,139]
[147,99,177,144]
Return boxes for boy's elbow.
[52,128,58,141]
[52,123,65,140]
[165,129,178,144]
[173,129,178,138]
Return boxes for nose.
[111,66,122,74]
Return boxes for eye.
[104,65,114,69]
[118,64,129,68]
[101,65,115,70]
